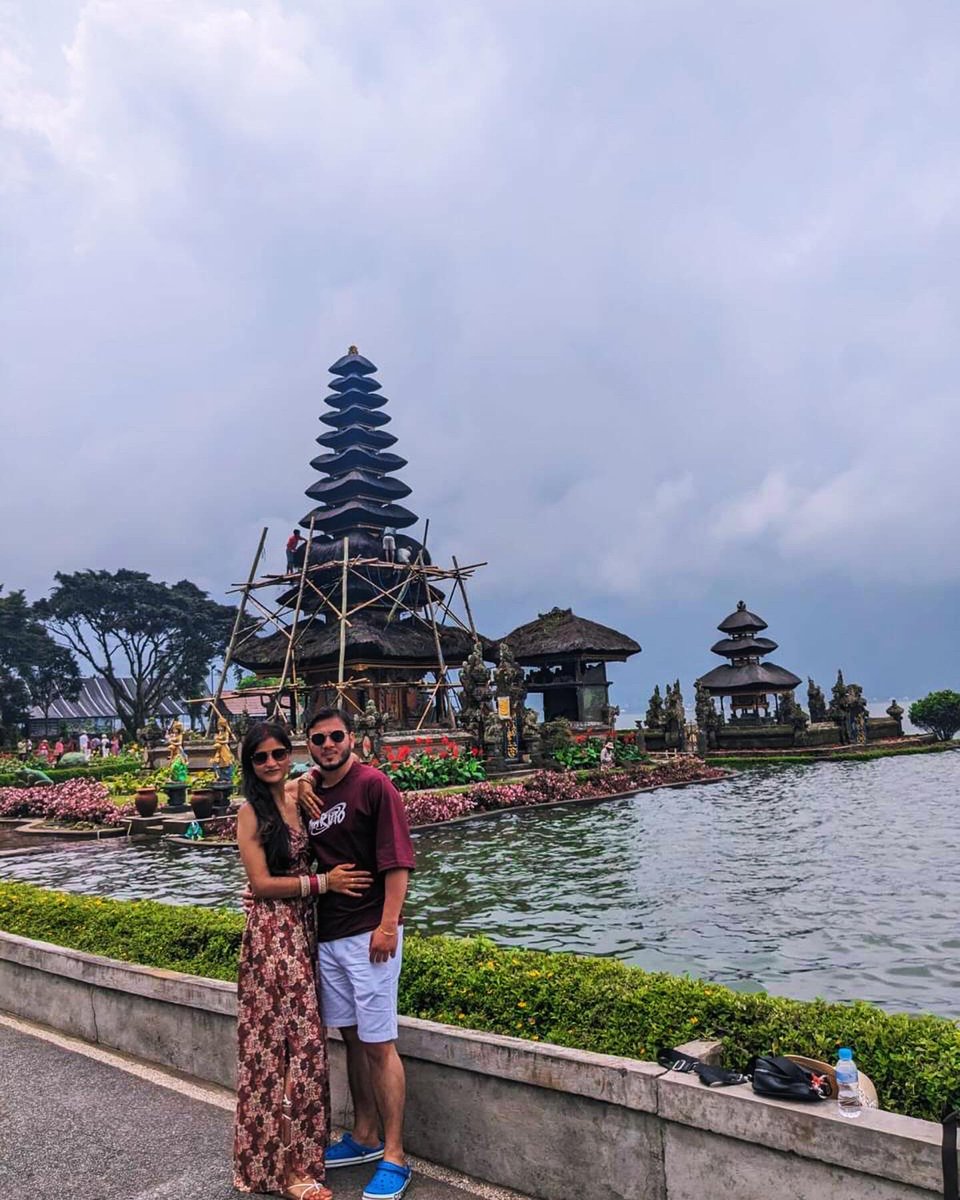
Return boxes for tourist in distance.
[234,721,373,1200]
[296,706,416,1200]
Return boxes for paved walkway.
[0,1016,520,1200]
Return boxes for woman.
[234,722,372,1199]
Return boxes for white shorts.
[317,927,404,1043]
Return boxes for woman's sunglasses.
[310,730,347,746]
[251,747,290,765]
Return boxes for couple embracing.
[233,706,415,1200]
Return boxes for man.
[78,730,89,761]
[286,529,304,573]
[298,706,415,1200]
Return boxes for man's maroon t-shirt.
[306,761,416,942]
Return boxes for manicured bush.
[1,882,956,1122]
[0,882,242,980]
[0,755,142,788]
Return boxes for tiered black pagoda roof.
[301,348,419,535]
[698,601,801,696]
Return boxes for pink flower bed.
[0,779,134,826]
[400,758,726,826]
[401,792,479,825]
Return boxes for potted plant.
[134,787,159,818]
[162,782,189,811]
[210,782,233,813]
[189,788,215,819]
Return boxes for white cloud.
[1,0,959,644]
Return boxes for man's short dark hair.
[304,705,354,734]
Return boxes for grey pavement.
[0,1022,503,1200]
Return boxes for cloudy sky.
[2,0,958,709]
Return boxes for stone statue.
[645,684,665,730]
[495,643,526,718]
[807,677,827,723]
[886,698,904,735]
[694,680,721,748]
[827,670,847,726]
[482,709,505,759]
[356,699,389,762]
[167,718,186,765]
[522,707,540,743]
[827,671,869,744]
[210,716,235,783]
[664,680,686,749]
[600,703,620,731]
[459,641,493,742]
[778,690,809,744]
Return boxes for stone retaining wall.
[0,931,941,1199]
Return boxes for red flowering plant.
[554,735,648,769]
[380,741,485,791]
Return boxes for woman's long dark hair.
[240,722,294,876]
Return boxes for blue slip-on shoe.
[362,1160,412,1200]
[326,1132,385,1168]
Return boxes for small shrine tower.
[696,601,801,721]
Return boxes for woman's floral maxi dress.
[234,828,330,1193]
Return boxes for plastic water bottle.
[836,1048,862,1118]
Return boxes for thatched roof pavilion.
[500,607,640,723]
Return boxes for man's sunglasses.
[251,747,290,765]
[310,730,348,746]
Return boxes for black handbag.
[943,1106,959,1200]
[749,1055,827,1102]
[658,1048,827,1101]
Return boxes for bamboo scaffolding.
[212,524,484,733]
[270,517,315,725]
[206,526,267,734]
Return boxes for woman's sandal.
[281,1181,332,1200]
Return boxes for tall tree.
[37,570,236,739]
[0,588,80,745]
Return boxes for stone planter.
[189,790,215,820]
[162,783,189,812]
[134,788,159,818]
[210,782,233,813]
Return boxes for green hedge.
[0,760,136,788]
[710,742,958,768]
[0,881,958,1122]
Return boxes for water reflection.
[2,753,959,1016]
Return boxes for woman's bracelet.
[302,873,329,897]
[377,925,398,937]
[299,875,310,898]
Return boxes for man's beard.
[314,746,352,773]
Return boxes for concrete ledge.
[0,930,943,1199]
[0,930,236,1015]
[659,1069,940,1194]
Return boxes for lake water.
[2,751,958,1016]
